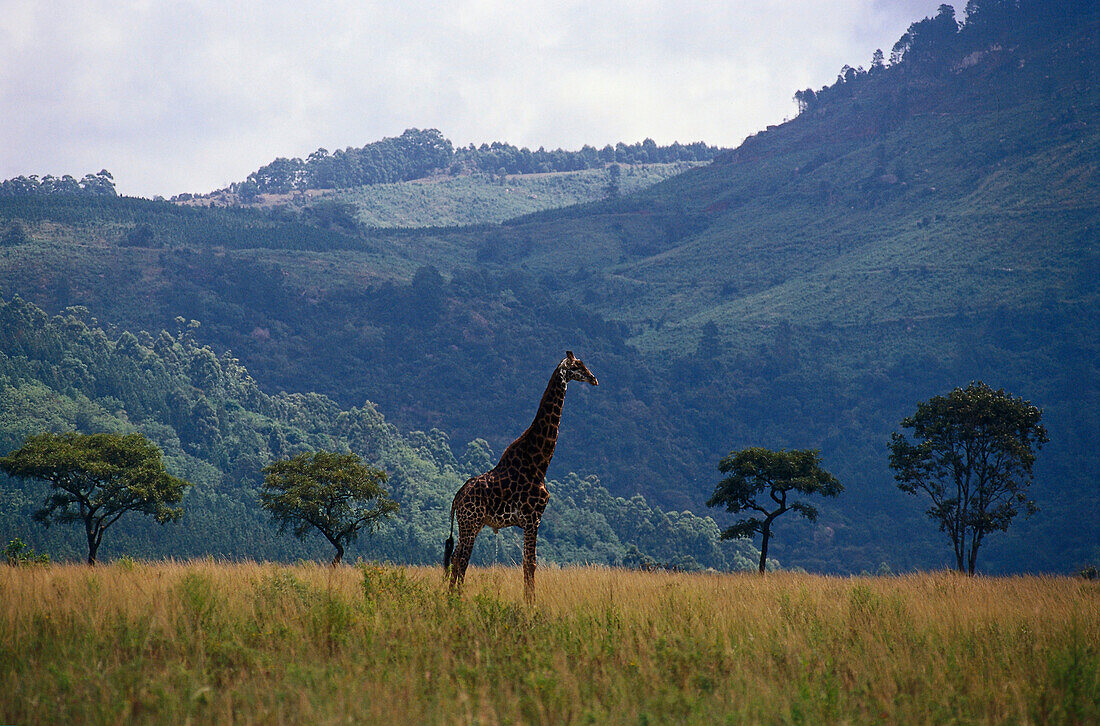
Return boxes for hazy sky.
[1,1,946,197]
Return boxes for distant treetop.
[230,128,724,197]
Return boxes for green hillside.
[330,165,698,228]
[0,297,753,570]
[191,163,700,229]
[224,130,720,197]
[491,7,1098,343]
[0,1,1096,574]
[180,128,715,230]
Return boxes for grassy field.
[1,562,1096,724]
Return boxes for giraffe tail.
[443,499,456,570]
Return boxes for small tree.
[0,432,190,564]
[606,163,621,199]
[889,381,1048,575]
[707,447,842,573]
[120,223,157,248]
[260,451,398,566]
[794,88,816,114]
[871,48,886,73]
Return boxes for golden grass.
[1,561,1097,724]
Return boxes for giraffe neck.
[497,365,568,480]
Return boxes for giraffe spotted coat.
[445,351,598,604]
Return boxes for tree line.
[0,194,377,253]
[228,128,722,198]
[0,170,116,197]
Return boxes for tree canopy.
[0,431,189,564]
[260,451,399,565]
[707,448,842,573]
[889,381,1048,574]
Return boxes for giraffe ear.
[566,350,575,360]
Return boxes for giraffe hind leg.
[448,520,480,591]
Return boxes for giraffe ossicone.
[444,350,598,604]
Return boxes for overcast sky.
[1,1,947,198]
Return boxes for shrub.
[4,537,49,566]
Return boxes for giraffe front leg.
[522,520,540,606]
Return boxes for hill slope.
[189,163,699,228]
[328,164,698,228]
[0,297,754,570]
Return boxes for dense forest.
[1,0,1097,574]
[0,296,756,570]
[227,130,722,198]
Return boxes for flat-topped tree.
[0,432,190,564]
[707,448,842,574]
[260,451,398,566]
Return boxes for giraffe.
[444,350,598,604]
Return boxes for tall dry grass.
[1,561,1096,724]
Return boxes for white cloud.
[0,0,945,197]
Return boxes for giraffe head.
[560,350,599,386]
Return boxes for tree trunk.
[331,542,344,567]
[953,532,966,573]
[966,526,984,576]
[85,520,98,565]
[758,526,770,574]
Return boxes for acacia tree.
[260,451,398,566]
[889,381,1048,575]
[0,432,190,564]
[707,447,842,573]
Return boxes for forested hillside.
[1,1,1096,573]
[0,297,756,569]
[177,144,705,230]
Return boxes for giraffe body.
[445,351,597,604]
